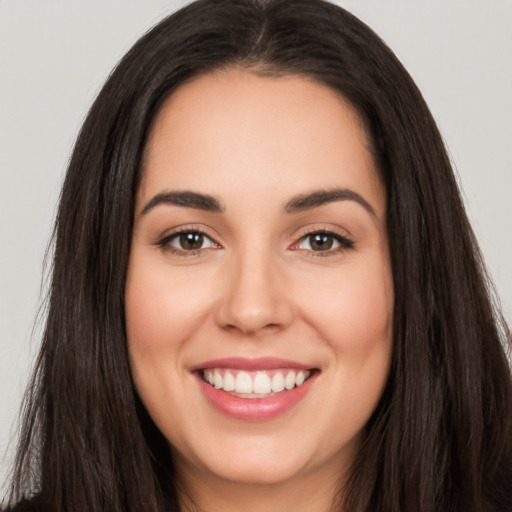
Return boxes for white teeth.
[202,368,312,396]
[235,371,253,394]
[213,369,223,389]
[284,371,296,390]
[271,372,285,392]
[295,370,307,386]
[223,371,235,391]
[253,373,272,394]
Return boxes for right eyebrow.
[283,187,376,217]
[140,190,224,216]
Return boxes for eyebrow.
[140,190,224,215]
[140,187,376,217]
[284,188,376,216]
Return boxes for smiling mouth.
[200,368,314,398]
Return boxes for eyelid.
[289,226,355,254]
[155,224,223,254]
[153,224,354,257]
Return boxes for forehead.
[138,68,385,217]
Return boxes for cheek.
[301,259,394,354]
[282,256,393,459]
[338,282,393,348]
[125,257,214,355]
[313,260,393,421]
[124,255,216,432]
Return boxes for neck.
[175,455,348,512]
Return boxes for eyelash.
[291,228,355,256]
[156,226,218,257]
[155,227,355,257]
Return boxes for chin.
[204,456,308,486]
[172,433,316,486]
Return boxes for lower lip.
[195,372,317,421]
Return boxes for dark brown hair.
[4,0,512,511]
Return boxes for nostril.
[221,321,284,337]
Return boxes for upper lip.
[190,357,314,372]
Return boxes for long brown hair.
[5,1,512,511]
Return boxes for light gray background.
[1,0,511,494]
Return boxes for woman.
[4,0,511,511]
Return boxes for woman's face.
[126,69,393,492]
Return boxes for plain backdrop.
[1,0,511,494]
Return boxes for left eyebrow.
[140,190,224,215]
[283,188,376,216]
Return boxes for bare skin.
[126,69,393,512]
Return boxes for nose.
[214,247,294,337]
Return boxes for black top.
[2,497,43,512]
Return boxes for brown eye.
[292,231,355,255]
[158,230,219,254]
[308,233,334,251]
[179,232,204,250]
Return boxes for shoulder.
[1,496,44,512]
[489,453,512,512]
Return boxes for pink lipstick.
[192,357,318,421]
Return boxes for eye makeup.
[154,224,355,259]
